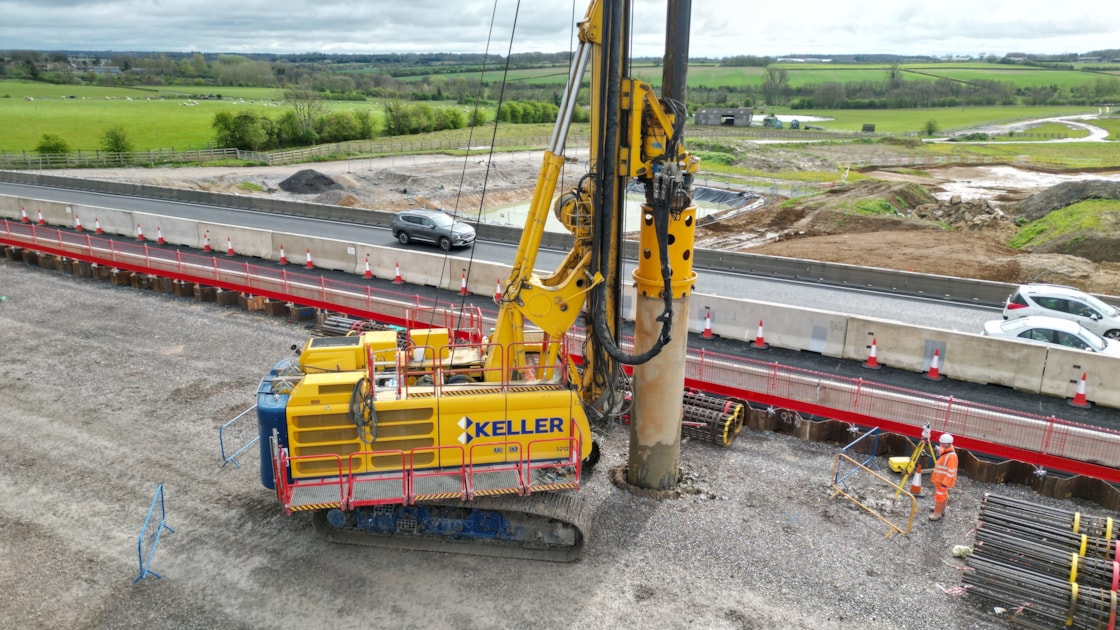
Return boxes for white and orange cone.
[136,223,145,241]
[157,226,166,245]
[363,256,373,279]
[278,245,288,265]
[95,217,103,234]
[701,307,714,339]
[863,337,881,369]
[1069,372,1091,408]
[494,279,503,303]
[924,348,945,381]
[37,209,45,225]
[393,262,404,284]
[202,231,211,252]
[74,214,84,231]
[226,237,235,256]
[909,465,923,496]
[459,270,468,296]
[752,320,769,349]
[20,207,30,223]
[305,248,314,270]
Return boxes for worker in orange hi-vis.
[929,433,958,522]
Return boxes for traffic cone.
[156,226,166,245]
[393,262,404,284]
[278,245,288,265]
[226,237,235,256]
[202,231,211,252]
[305,248,314,269]
[20,207,30,223]
[701,307,714,339]
[95,217,103,234]
[136,223,145,241]
[363,256,373,279]
[863,337,881,369]
[1069,372,1091,409]
[74,214,84,231]
[459,270,469,296]
[37,209,45,225]
[494,279,503,303]
[909,465,923,496]
[752,320,769,349]
[924,348,945,381]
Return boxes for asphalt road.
[0,181,998,335]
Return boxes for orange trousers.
[934,483,950,504]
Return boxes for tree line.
[6,49,1120,110]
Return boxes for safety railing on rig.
[5,220,1120,484]
[274,440,583,511]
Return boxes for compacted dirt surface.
[4,261,1117,630]
[11,145,1116,628]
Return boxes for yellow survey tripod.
[892,423,938,502]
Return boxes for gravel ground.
[1,258,1116,630]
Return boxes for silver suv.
[391,209,476,251]
[1003,284,1120,339]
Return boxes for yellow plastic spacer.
[1080,534,1088,557]
[1065,582,1078,626]
[1106,517,1113,542]
[1073,511,1081,534]
[1069,553,1079,584]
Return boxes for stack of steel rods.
[963,493,1118,629]
[680,389,745,447]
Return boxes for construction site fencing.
[4,221,1120,485]
[134,484,175,582]
[680,349,1120,483]
[219,403,260,469]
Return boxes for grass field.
[0,81,373,152]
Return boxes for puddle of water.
[932,165,1120,202]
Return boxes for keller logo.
[458,416,564,445]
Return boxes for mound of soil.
[313,190,364,207]
[278,169,343,194]
[1013,180,1120,221]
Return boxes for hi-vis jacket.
[931,447,958,488]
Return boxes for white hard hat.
[940,433,954,445]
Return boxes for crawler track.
[312,492,592,562]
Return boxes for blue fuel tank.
[257,358,297,490]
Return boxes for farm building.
[694,107,753,127]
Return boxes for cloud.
[0,0,1117,57]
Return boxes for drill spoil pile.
[963,493,1118,629]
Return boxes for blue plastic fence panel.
[134,483,175,583]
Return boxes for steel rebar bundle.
[963,493,1118,629]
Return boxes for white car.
[983,316,1120,357]
[1003,284,1120,340]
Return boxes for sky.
[1,0,1117,59]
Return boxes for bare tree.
[284,79,326,145]
[761,66,789,105]
[886,63,904,90]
